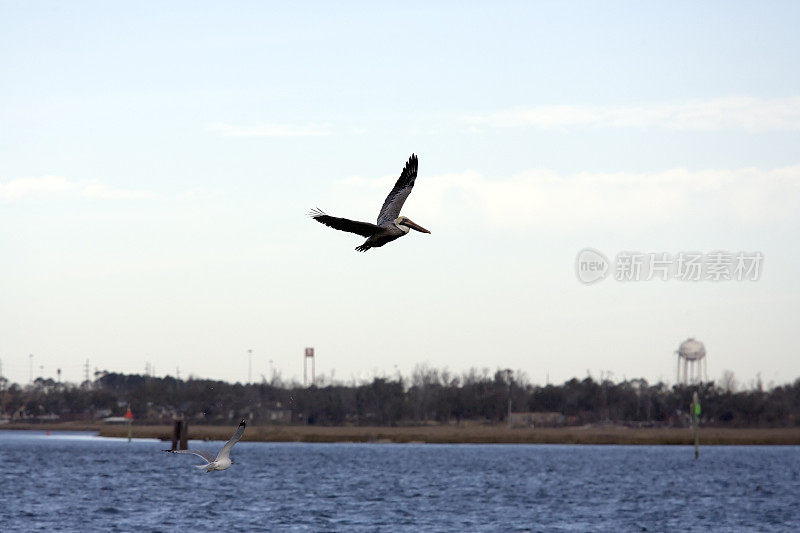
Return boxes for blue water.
[1,430,798,532]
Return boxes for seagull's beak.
[403,219,431,234]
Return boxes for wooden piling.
[180,419,188,450]
[171,416,188,450]
[171,418,180,451]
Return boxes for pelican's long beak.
[403,219,431,234]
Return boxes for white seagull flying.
[164,419,246,472]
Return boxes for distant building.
[93,408,113,419]
[102,416,130,424]
[264,406,292,424]
[509,411,565,428]
[58,412,92,422]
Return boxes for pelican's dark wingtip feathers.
[310,210,380,237]
[376,153,420,225]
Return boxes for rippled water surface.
[1,430,798,531]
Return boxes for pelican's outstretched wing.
[216,419,246,461]
[309,208,379,237]
[164,449,216,463]
[376,154,418,225]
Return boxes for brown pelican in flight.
[310,154,431,252]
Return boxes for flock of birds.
[164,154,429,472]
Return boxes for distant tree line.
[1,367,799,427]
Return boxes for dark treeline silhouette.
[1,367,798,427]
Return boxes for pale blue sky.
[2,2,799,387]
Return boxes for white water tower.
[676,338,707,385]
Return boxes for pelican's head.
[395,216,431,234]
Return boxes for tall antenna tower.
[248,349,253,384]
[29,354,34,384]
[84,359,90,384]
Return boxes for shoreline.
[4,423,800,445]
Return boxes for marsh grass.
[88,424,800,445]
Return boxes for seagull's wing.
[376,154,418,226]
[309,208,379,237]
[164,449,215,463]
[216,420,246,461]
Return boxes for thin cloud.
[0,175,75,200]
[80,183,156,200]
[209,122,331,137]
[467,96,800,132]
[337,165,800,232]
[177,187,219,201]
[0,176,156,202]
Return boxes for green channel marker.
[691,391,701,459]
